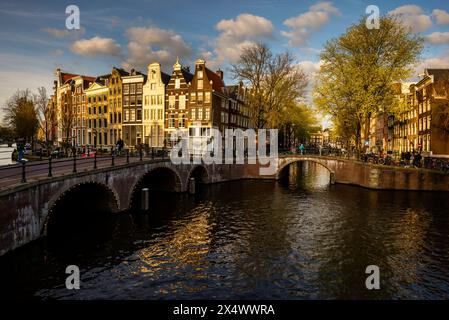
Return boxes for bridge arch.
[129,166,183,209]
[44,181,120,237]
[276,157,336,183]
[187,165,210,184]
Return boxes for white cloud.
[298,60,322,77]
[122,27,191,71]
[390,4,423,15]
[282,1,340,47]
[415,50,449,75]
[205,13,274,66]
[71,36,122,57]
[389,5,432,33]
[433,9,449,25]
[426,32,449,45]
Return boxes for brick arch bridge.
[1,155,449,256]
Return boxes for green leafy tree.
[314,15,424,152]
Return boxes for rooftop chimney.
[216,69,223,80]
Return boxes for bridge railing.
[0,147,171,190]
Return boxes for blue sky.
[1,0,449,121]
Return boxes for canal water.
[1,162,449,299]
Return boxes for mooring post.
[111,147,115,167]
[94,151,97,169]
[48,156,52,177]
[189,177,196,195]
[21,161,26,183]
[73,150,77,173]
[126,149,130,164]
[141,188,149,210]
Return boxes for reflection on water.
[1,162,449,299]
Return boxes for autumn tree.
[314,15,424,152]
[2,89,39,143]
[232,42,308,129]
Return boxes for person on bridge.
[299,143,305,155]
[116,138,124,154]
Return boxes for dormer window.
[198,70,203,79]
[175,78,180,89]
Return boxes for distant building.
[122,69,146,148]
[165,58,193,148]
[415,69,449,156]
[142,63,170,147]
[106,68,129,145]
[85,78,109,148]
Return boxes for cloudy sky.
[1,0,449,121]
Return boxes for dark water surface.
[1,162,449,299]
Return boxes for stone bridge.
[1,154,449,256]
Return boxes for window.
[151,95,156,105]
[131,96,136,106]
[197,92,203,105]
[191,108,196,120]
[169,114,175,128]
[198,108,203,120]
[137,96,142,105]
[130,109,136,122]
[130,84,136,94]
[169,95,175,108]
[175,78,180,89]
[124,96,129,106]
[205,108,210,120]
[145,95,149,105]
[123,84,129,94]
[197,79,203,90]
[158,109,163,120]
[198,70,203,79]
[104,119,107,127]
[124,110,129,122]
[205,92,211,104]
[191,92,196,103]
[136,83,142,93]
[137,109,142,121]
[157,95,163,105]
[179,95,186,109]
[151,83,156,90]
[179,115,186,128]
